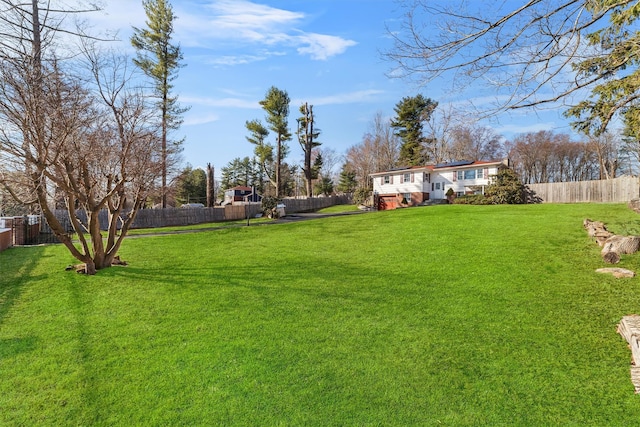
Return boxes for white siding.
[434,166,499,196]
[371,162,504,200]
[372,171,425,194]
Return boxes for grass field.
[2,203,640,425]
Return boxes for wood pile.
[583,219,640,265]
[617,315,640,393]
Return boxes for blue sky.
[89,0,576,172]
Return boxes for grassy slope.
[2,204,640,425]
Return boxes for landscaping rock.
[595,268,636,278]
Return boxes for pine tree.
[297,102,321,197]
[391,94,437,166]
[131,0,188,208]
[254,87,291,198]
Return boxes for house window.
[457,191,464,197]
[403,173,411,183]
[403,193,411,203]
[384,175,390,184]
[425,173,430,183]
[457,171,463,181]
[476,169,484,179]
[464,169,476,179]
[435,182,441,190]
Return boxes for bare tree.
[345,112,401,189]
[590,132,621,179]
[449,124,504,162]
[386,1,639,135]
[313,147,342,183]
[0,2,161,274]
[506,131,600,183]
[423,106,458,164]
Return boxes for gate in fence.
[0,215,69,246]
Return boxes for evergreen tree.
[337,166,358,194]
[297,102,321,197]
[245,119,274,192]
[131,0,188,208]
[259,86,291,198]
[391,94,437,166]
[485,168,526,204]
[175,166,206,205]
[314,177,334,196]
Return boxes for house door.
[432,182,445,200]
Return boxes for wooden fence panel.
[528,176,640,203]
[50,195,352,231]
[0,228,11,252]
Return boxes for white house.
[370,159,508,210]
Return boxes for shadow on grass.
[0,247,48,359]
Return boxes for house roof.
[226,186,252,191]
[369,159,507,177]
[433,160,504,170]
[369,165,433,177]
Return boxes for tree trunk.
[206,163,215,207]
[276,135,281,198]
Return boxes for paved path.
[125,209,370,238]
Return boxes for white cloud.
[494,121,559,135]
[203,54,268,66]
[206,0,304,34]
[180,1,356,60]
[296,89,385,106]
[85,1,357,61]
[296,33,358,60]
[183,113,221,126]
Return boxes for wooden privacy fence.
[527,176,640,203]
[49,195,351,231]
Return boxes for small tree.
[261,196,280,218]
[314,177,334,196]
[336,166,358,194]
[485,168,526,204]
[353,187,371,206]
[175,166,206,205]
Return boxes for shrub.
[353,187,371,206]
[485,168,526,204]
[453,194,490,205]
[261,196,281,218]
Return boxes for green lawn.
[2,203,640,425]
[316,203,361,214]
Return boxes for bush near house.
[452,194,492,205]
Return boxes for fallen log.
[585,219,640,263]
[584,219,613,246]
[617,315,640,393]
[602,235,640,256]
